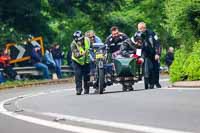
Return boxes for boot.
[122,84,127,91]
[150,84,154,89]
[145,84,149,89]
[128,86,134,91]
[155,83,161,88]
[76,88,82,95]
[144,78,149,89]
[84,88,90,94]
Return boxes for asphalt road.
[0,77,200,133]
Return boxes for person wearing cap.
[71,30,91,95]
[137,22,161,89]
[31,46,50,79]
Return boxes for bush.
[170,41,200,82]
[183,41,200,80]
[170,47,187,82]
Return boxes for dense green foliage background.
[0,0,199,81]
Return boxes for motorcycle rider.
[137,22,161,89]
[119,33,144,91]
[71,31,91,95]
[105,26,128,54]
[120,33,143,58]
[105,26,131,90]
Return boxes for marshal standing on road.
[71,31,91,95]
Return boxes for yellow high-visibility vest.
[72,37,90,65]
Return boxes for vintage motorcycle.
[89,43,143,94]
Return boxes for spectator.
[0,49,17,80]
[51,43,64,78]
[67,49,73,69]
[44,47,57,76]
[0,71,5,83]
[165,47,174,69]
[31,46,50,79]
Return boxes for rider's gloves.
[137,58,144,64]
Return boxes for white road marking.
[50,89,74,93]
[0,97,115,133]
[42,112,193,133]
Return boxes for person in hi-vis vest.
[71,31,91,95]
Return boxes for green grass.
[0,79,44,89]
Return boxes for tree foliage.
[163,0,200,50]
[0,0,199,47]
[0,0,199,81]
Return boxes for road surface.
[0,77,199,133]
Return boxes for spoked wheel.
[98,68,105,94]
[122,83,134,92]
[129,85,134,91]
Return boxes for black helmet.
[73,31,84,41]
[134,31,143,41]
[130,31,143,44]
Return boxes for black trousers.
[149,60,160,85]
[3,66,17,80]
[144,58,160,86]
[72,61,90,92]
[46,63,56,73]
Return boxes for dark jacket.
[105,32,128,53]
[52,47,63,59]
[165,52,174,67]
[142,29,161,60]
[120,39,137,57]
[67,49,72,66]
[31,49,42,64]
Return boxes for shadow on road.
[90,88,149,95]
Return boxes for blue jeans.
[55,59,62,78]
[35,63,50,79]
[0,72,5,83]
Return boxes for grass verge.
[0,77,74,90]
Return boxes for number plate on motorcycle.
[96,54,104,59]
